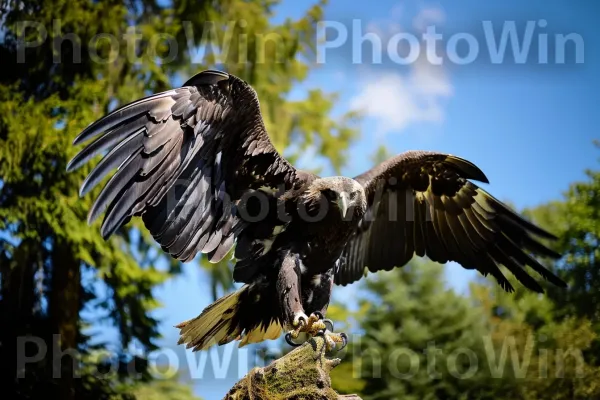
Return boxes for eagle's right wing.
[335,151,566,293]
[68,70,304,264]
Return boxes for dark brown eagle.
[68,69,566,352]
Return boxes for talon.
[300,312,325,336]
[325,334,336,351]
[288,311,328,341]
[293,313,308,329]
[339,332,348,351]
[309,320,327,335]
[323,319,334,332]
[307,312,321,326]
[285,332,302,347]
[323,331,348,352]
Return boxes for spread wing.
[67,70,303,264]
[335,150,566,292]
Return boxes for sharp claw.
[285,332,302,347]
[322,331,348,352]
[307,312,322,326]
[288,314,347,352]
[339,332,348,351]
[289,312,329,342]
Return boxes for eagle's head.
[304,177,367,221]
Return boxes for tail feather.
[239,319,282,347]
[175,284,283,351]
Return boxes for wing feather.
[69,70,303,267]
[335,150,566,293]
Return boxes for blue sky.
[147,1,599,398]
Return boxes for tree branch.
[223,335,362,400]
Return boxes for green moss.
[224,336,355,400]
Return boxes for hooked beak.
[337,192,350,219]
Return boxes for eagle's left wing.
[67,70,305,266]
[335,150,566,292]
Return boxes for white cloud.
[349,59,452,136]
[411,56,452,96]
[349,5,452,137]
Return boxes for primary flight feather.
[68,69,566,352]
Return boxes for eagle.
[67,69,566,352]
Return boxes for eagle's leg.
[277,253,326,344]
[305,271,348,352]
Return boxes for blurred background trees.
[0,0,598,398]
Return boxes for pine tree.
[340,261,516,400]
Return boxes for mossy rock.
[223,335,361,400]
